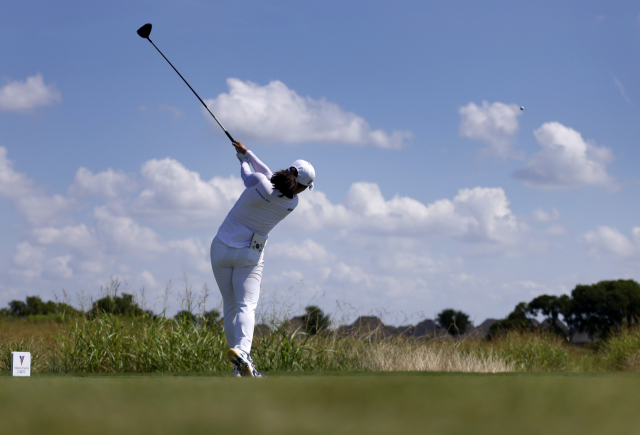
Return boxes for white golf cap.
[291,159,315,189]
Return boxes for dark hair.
[271,166,299,199]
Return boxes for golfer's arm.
[240,161,261,188]
[246,151,273,179]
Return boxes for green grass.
[0,372,639,434]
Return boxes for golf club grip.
[225,131,235,142]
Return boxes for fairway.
[1,372,638,434]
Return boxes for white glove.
[236,152,249,163]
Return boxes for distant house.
[569,328,598,345]
[337,316,394,339]
[462,318,499,339]
[413,319,448,339]
[540,318,570,336]
[532,318,597,344]
[333,316,465,340]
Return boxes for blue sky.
[0,1,639,324]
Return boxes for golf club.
[136,23,235,143]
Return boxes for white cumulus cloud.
[12,242,45,279]
[32,224,95,248]
[268,239,334,263]
[0,146,68,224]
[94,206,167,256]
[532,207,560,222]
[167,237,211,273]
[0,74,61,112]
[44,255,73,279]
[582,226,640,256]
[512,122,614,189]
[140,270,158,289]
[459,101,522,158]
[69,168,136,198]
[130,157,243,227]
[0,147,33,197]
[370,251,445,275]
[291,182,525,246]
[204,78,411,148]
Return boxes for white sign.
[11,352,31,377]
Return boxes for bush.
[89,293,150,317]
[202,309,221,324]
[437,309,470,336]
[301,305,331,335]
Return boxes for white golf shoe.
[227,348,266,378]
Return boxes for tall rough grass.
[490,330,572,372]
[251,327,356,372]
[600,326,640,371]
[1,314,610,374]
[250,324,514,373]
[342,338,512,372]
[47,314,516,374]
[55,315,228,373]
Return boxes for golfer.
[210,140,315,377]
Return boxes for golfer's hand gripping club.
[136,23,236,144]
[232,141,248,155]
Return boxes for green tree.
[302,305,331,335]
[7,296,80,317]
[89,293,148,317]
[569,279,640,339]
[488,302,531,339]
[437,309,471,336]
[527,294,572,338]
[202,309,222,329]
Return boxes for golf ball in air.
[520,106,524,111]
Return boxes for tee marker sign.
[11,352,31,376]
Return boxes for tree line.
[2,279,638,340]
[489,279,640,340]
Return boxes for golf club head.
[137,23,152,39]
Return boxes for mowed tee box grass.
[1,372,639,435]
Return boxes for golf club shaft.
[146,38,235,143]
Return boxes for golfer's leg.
[214,268,237,348]
[231,260,264,354]
[210,239,237,348]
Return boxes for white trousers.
[210,236,264,355]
